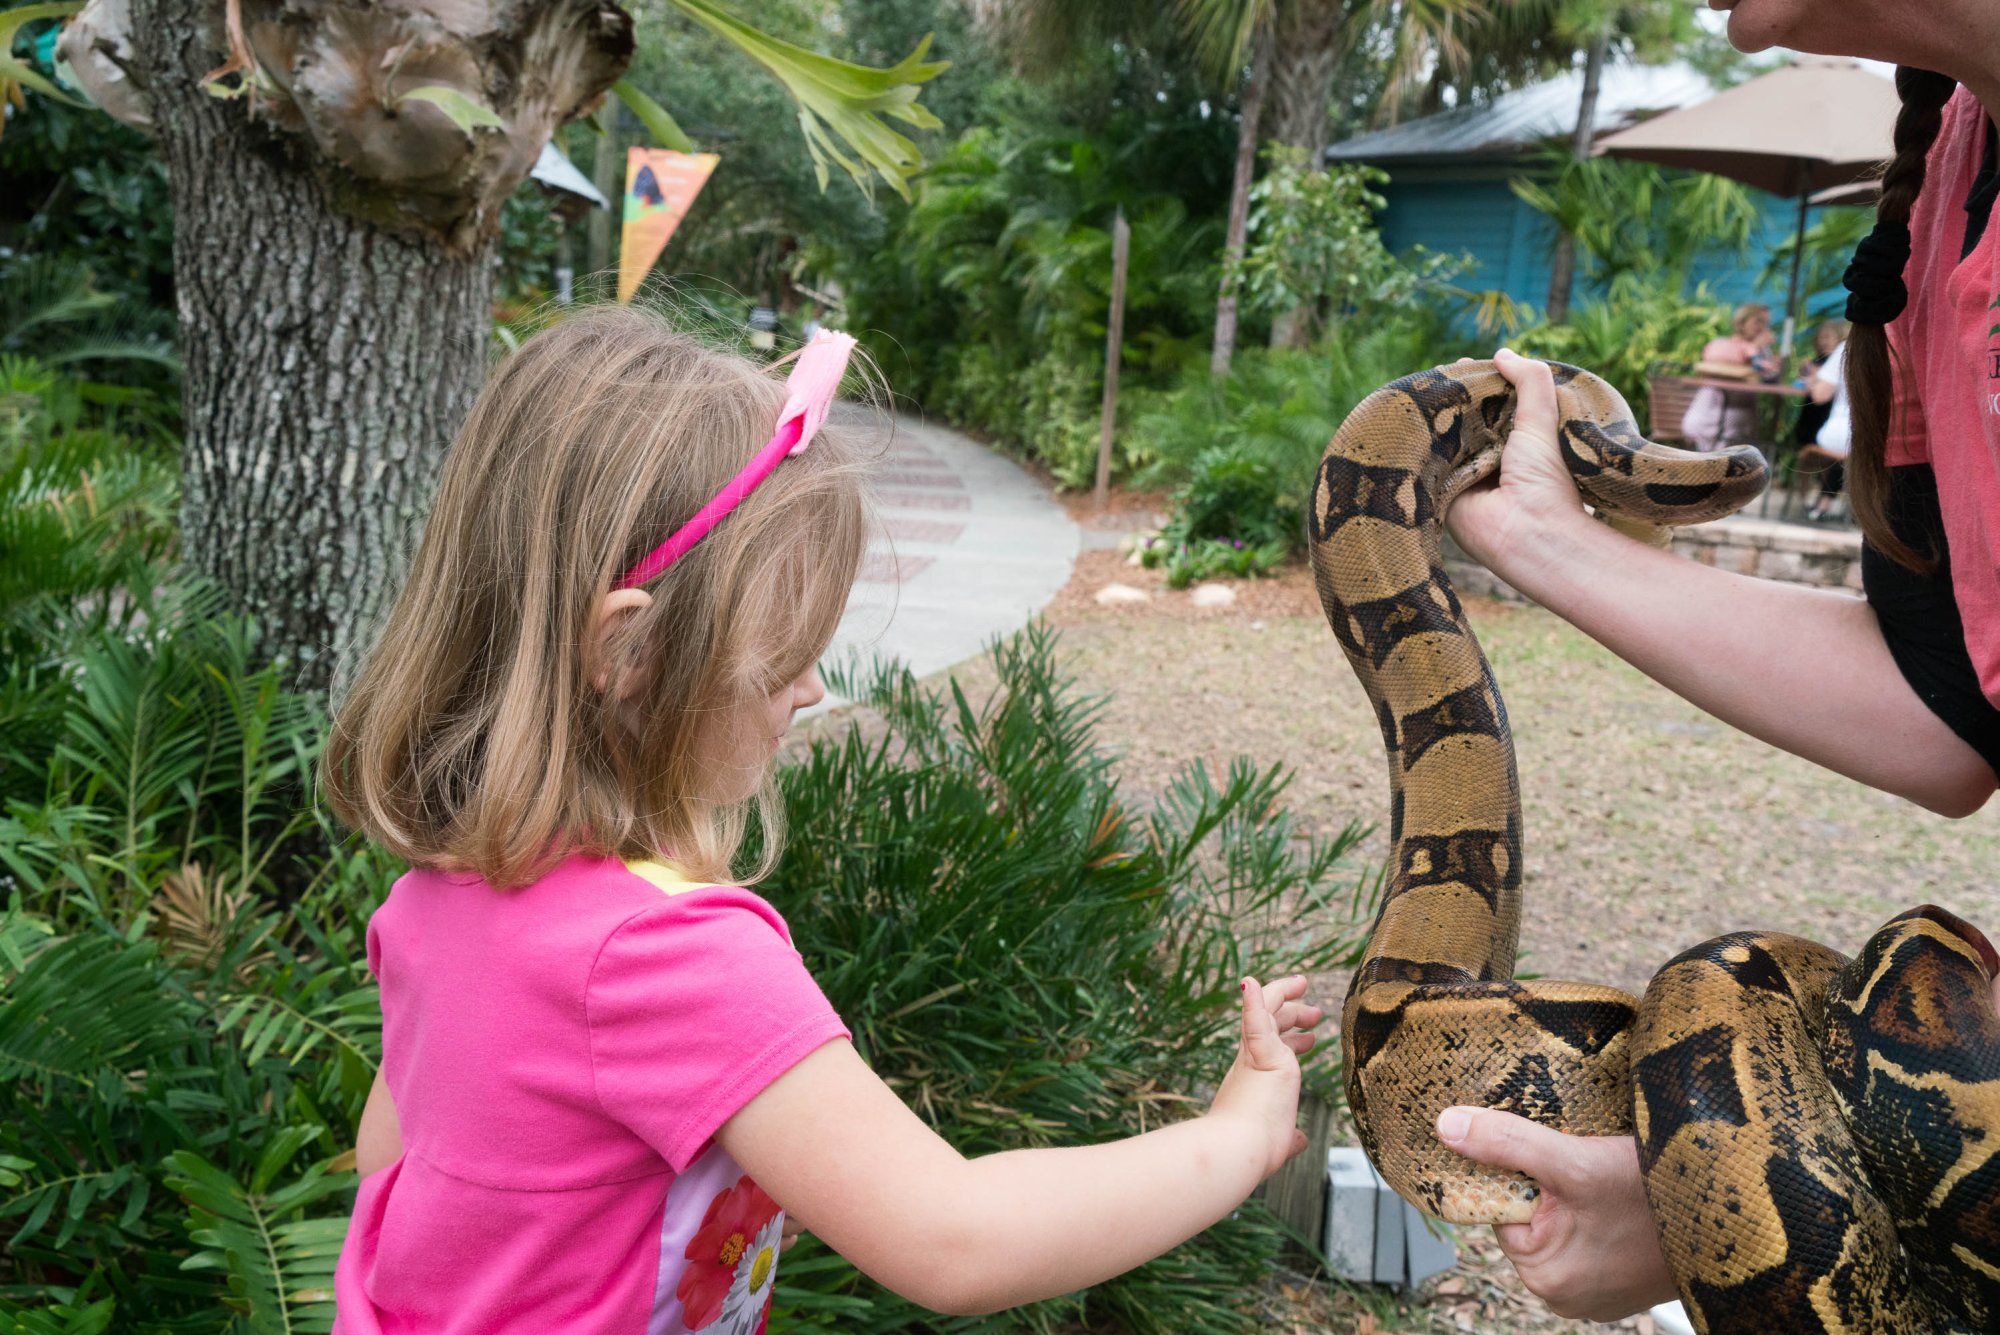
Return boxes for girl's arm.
[1449,351,1994,818]
[717,976,1320,1316]
[357,1070,404,1178]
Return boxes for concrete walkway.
[820,412,1079,698]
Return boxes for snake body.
[1312,360,2000,1333]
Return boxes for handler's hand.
[1441,348,1590,575]
[1436,1105,1679,1323]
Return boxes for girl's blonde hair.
[321,305,872,889]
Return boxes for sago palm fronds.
[164,1129,351,1335]
[0,930,191,1089]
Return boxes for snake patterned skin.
[1311,359,2000,1334]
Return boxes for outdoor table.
[1669,377,1807,516]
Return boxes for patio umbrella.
[1593,56,1898,369]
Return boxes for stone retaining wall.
[1669,516,1862,590]
[1445,515,1864,604]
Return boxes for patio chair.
[1645,363,1701,446]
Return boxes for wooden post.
[1779,166,1811,380]
[1259,1088,1335,1256]
[587,102,622,288]
[1094,208,1131,510]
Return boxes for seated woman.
[1802,326,1852,522]
[1679,302,1777,452]
[1791,319,1850,448]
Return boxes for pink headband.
[616,329,858,589]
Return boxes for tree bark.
[1267,0,1341,163]
[1212,28,1272,380]
[1545,31,1610,325]
[133,2,495,693]
[1267,0,1342,349]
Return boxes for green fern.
[215,961,381,1111]
[0,930,185,1265]
[164,1133,351,1335]
[0,1296,117,1335]
[0,932,190,1088]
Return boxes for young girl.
[321,306,1322,1333]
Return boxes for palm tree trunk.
[1267,0,1341,161]
[1545,31,1610,324]
[1267,0,1343,348]
[1212,29,1273,379]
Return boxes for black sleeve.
[1863,465,2000,780]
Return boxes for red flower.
[676,1177,781,1330]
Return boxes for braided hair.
[1844,67,1957,572]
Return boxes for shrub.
[771,625,1371,1331]
[1509,272,1730,426]
[1234,146,1475,342]
[1128,313,1474,565]
[840,104,1230,485]
[1137,534,1290,589]
[0,578,389,1331]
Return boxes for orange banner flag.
[617,147,718,304]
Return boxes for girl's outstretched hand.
[1442,348,1590,576]
[1207,975,1323,1179]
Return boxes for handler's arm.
[1449,351,1994,818]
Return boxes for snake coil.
[1312,360,2000,1334]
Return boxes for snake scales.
[1311,360,2000,1334]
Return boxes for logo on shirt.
[1989,293,2000,381]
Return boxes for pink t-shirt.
[333,854,849,1335]
[1887,85,2000,708]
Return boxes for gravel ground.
[1030,548,2000,1334]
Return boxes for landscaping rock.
[1094,582,1151,606]
[1189,582,1236,607]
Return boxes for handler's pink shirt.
[1888,85,2000,708]
[333,854,849,1335]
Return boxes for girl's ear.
[593,587,655,696]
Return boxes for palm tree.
[1226,0,1480,350]
[1006,0,1481,368]
[1172,0,1276,375]
[5,0,945,688]
[1408,0,1698,321]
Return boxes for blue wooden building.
[1326,63,1818,319]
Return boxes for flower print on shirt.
[675,1175,782,1333]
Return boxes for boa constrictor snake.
[1311,359,2000,1334]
